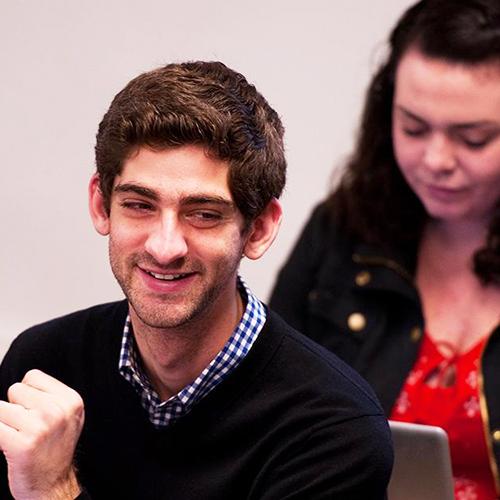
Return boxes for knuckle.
[7,382,23,402]
[48,404,67,427]
[35,420,52,439]
[22,368,43,384]
[32,404,66,430]
[66,390,85,415]
[72,393,85,412]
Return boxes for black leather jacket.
[270,202,500,491]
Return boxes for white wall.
[1,0,414,356]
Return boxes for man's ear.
[243,198,282,260]
[88,173,110,236]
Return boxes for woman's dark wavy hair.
[329,0,500,282]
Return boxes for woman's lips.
[425,184,467,202]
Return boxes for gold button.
[493,430,500,442]
[410,326,422,342]
[355,271,371,287]
[347,313,366,332]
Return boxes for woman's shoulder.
[303,198,357,257]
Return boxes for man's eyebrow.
[181,195,235,209]
[114,183,159,201]
[113,186,235,209]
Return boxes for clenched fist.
[0,369,85,499]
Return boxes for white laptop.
[388,420,454,500]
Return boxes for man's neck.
[129,289,245,401]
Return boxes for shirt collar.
[118,276,266,427]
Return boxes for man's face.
[101,145,248,331]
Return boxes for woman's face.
[392,48,500,225]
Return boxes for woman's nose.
[422,133,457,174]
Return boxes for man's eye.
[121,201,153,211]
[186,211,223,227]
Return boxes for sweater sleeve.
[250,414,393,500]
[0,333,93,500]
[0,337,26,499]
[269,202,330,333]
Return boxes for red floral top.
[390,333,497,499]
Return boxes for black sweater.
[0,301,392,499]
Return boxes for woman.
[270,0,500,497]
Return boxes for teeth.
[149,271,184,281]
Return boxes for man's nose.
[144,213,188,265]
[423,133,457,174]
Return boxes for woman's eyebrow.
[451,121,499,131]
[394,106,426,123]
[396,105,498,130]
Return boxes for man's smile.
[146,271,190,281]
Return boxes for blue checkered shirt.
[118,278,266,428]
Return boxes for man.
[0,61,392,499]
